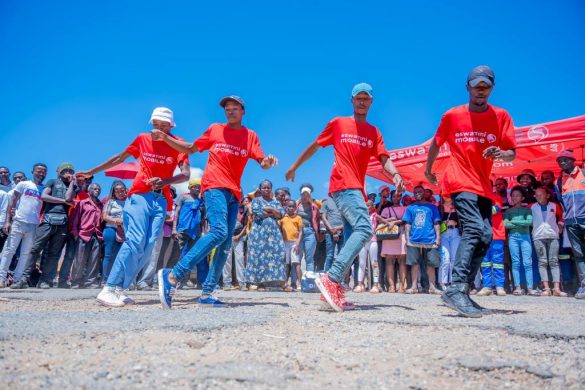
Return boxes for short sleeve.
[431,205,441,223]
[315,119,336,147]
[373,128,389,159]
[381,207,390,218]
[194,125,215,152]
[125,135,142,159]
[248,131,265,162]
[402,207,413,224]
[176,195,185,208]
[434,113,450,147]
[14,181,26,195]
[499,111,516,150]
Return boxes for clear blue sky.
[1,1,584,199]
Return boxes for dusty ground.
[1,288,584,389]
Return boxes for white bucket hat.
[150,107,176,128]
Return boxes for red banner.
[367,115,585,191]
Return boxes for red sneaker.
[316,273,344,312]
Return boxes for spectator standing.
[223,196,248,290]
[0,172,27,255]
[355,200,383,293]
[101,181,127,284]
[0,164,46,288]
[531,186,566,297]
[280,200,303,290]
[494,178,512,211]
[0,166,13,192]
[381,189,407,293]
[439,195,460,289]
[403,186,442,294]
[517,169,538,205]
[296,184,321,272]
[244,180,288,290]
[477,198,507,296]
[540,170,562,205]
[29,162,77,289]
[505,187,538,295]
[69,183,103,288]
[320,196,344,272]
[556,149,585,299]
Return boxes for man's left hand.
[147,177,165,190]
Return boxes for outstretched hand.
[393,173,405,191]
[261,154,279,169]
[76,171,93,180]
[285,167,296,182]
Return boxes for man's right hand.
[425,171,438,186]
[3,222,11,235]
[285,168,296,182]
[76,171,93,180]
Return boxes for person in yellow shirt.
[280,200,304,291]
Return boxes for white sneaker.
[96,287,125,307]
[115,287,135,305]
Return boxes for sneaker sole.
[441,293,482,318]
[157,271,171,310]
[315,278,343,313]
[96,298,125,308]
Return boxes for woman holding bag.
[380,190,407,293]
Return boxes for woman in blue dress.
[245,179,290,290]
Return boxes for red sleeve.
[434,113,449,147]
[500,111,516,150]
[70,202,82,238]
[248,131,265,162]
[556,204,563,223]
[125,135,142,158]
[315,119,336,147]
[194,125,215,152]
[373,128,389,159]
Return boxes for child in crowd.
[355,200,384,293]
[505,186,539,296]
[531,186,566,297]
[280,200,304,290]
[439,195,460,290]
[381,190,407,293]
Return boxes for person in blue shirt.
[403,186,442,294]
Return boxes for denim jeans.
[439,228,461,285]
[137,234,164,287]
[299,227,317,272]
[533,238,560,282]
[328,189,373,284]
[508,233,534,289]
[172,189,239,296]
[324,232,345,271]
[481,239,505,288]
[223,238,245,285]
[102,226,121,282]
[0,220,37,283]
[451,192,493,286]
[107,192,166,289]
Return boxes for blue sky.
[1,1,584,199]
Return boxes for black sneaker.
[10,280,28,289]
[441,284,483,318]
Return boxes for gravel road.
[1,288,584,389]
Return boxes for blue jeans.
[328,189,373,283]
[299,227,317,272]
[172,189,239,296]
[102,226,122,282]
[481,239,505,288]
[508,233,534,289]
[106,193,166,289]
[439,228,461,285]
[324,232,345,271]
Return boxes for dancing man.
[78,107,191,307]
[425,65,516,317]
[286,83,403,312]
[157,95,278,308]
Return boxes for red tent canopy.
[367,115,585,191]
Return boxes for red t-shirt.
[125,133,190,210]
[195,123,265,201]
[435,105,516,198]
[315,117,388,197]
[491,196,506,240]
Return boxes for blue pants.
[508,233,534,289]
[172,189,239,296]
[480,239,505,288]
[299,227,317,272]
[106,193,166,289]
[102,226,122,282]
[328,189,373,284]
[324,232,345,271]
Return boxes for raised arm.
[77,151,131,180]
[285,142,321,182]
[152,130,199,154]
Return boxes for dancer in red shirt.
[286,83,403,312]
[425,66,516,317]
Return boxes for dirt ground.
[1,288,584,389]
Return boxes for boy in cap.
[156,95,278,308]
[556,149,585,299]
[78,107,191,306]
[285,82,404,312]
[25,162,78,289]
[425,65,516,317]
